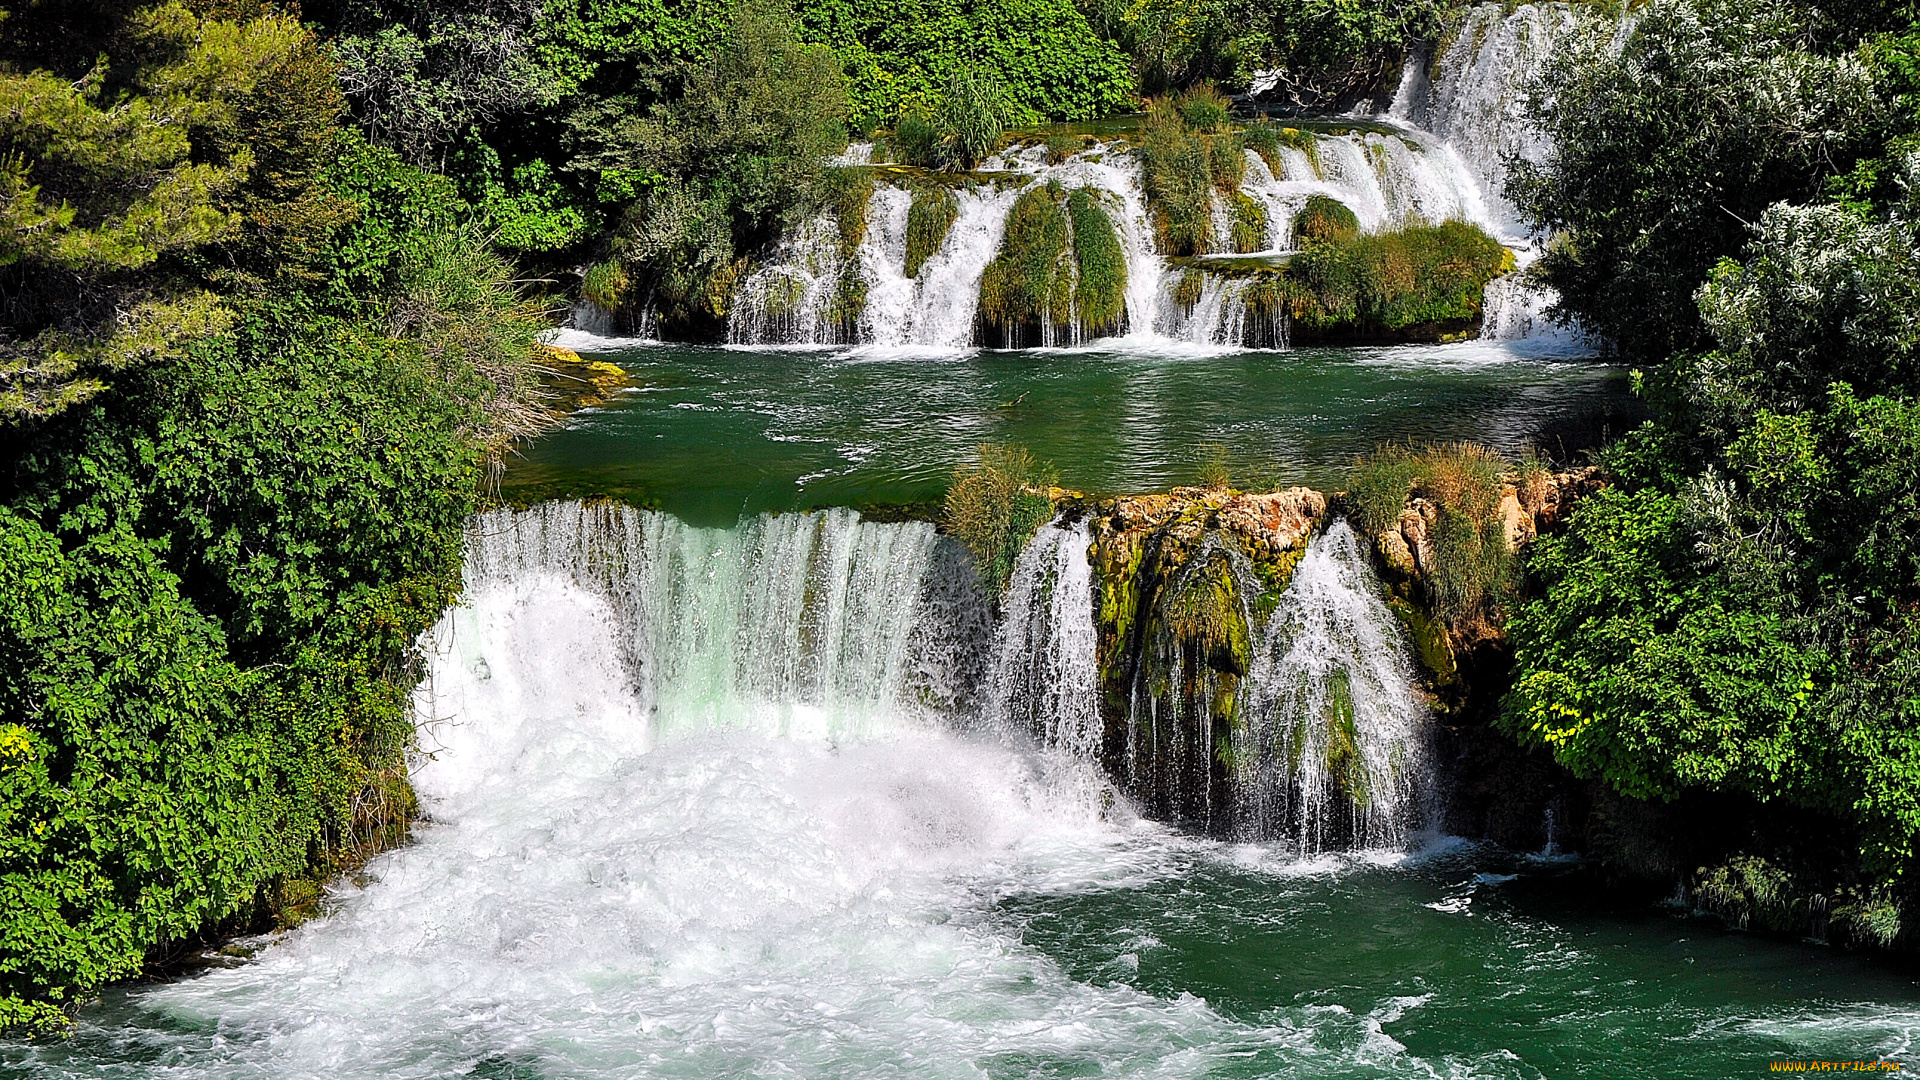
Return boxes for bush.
[1291,194,1357,245]
[944,444,1056,596]
[905,185,960,277]
[895,107,944,167]
[1177,85,1233,131]
[1286,219,1511,334]
[1139,98,1218,256]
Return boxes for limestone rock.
[1216,487,1327,554]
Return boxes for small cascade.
[1382,2,1595,345]
[445,502,990,738]
[1156,272,1287,349]
[1233,521,1427,849]
[1240,134,1489,248]
[986,518,1101,759]
[1392,2,1579,238]
[726,215,858,346]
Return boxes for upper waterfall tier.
[1388,2,1582,239]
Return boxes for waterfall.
[1382,2,1600,348]
[986,518,1102,760]
[1156,272,1287,349]
[1390,2,1579,238]
[726,215,857,346]
[432,501,1427,853]
[1233,521,1427,849]
[440,502,990,741]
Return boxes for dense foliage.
[0,3,544,1032]
[1506,0,1920,936]
[1286,218,1511,336]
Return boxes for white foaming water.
[987,517,1102,760]
[1235,521,1428,850]
[726,214,855,346]
[1392,2,1580,238]
[60,504,1366,1078]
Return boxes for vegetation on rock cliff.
[944,444,1055,597]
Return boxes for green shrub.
[1176,85,1232,132]
[1067,187,1128,337]
[1243,119,1286,174]
[1291,195,1358,245]
[1230,193,1268,253]
[1347,441,1514,631]
[1197,442,1232,490]
[905,185,961,277]
[1044,133,1084,164]
[1208,132,1247,191]
[895,107,943,167]
[979,183,1073,341]
[944,444,1056,596]
[1287,219,1510,333]
[1139,98,1218,256]
[936,69,1010,169]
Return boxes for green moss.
[1172,268,1204,310]
[1389,597,1458,687]
[829,168,873,256]
[979,183,1073,342]
[1230,193,1268,254]
[904,185,960,278]
[1291,195,1358,246]
[581,260,630,310]
[1067,188,1128,337]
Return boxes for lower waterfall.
[440,502,1425,851]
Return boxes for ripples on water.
[506,339,1642,526]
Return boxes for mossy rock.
[905,185,960,278]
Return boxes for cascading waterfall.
[1384,1,1596,347]
[1232,520,1427,849]
[445,501,987,737]
[443,502,1424,853]
[726,215,858,346]
[986,518,1102,760]
[1390,2,1579,237]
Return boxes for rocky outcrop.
[1068,469,1601,837]
[533,343,633,413]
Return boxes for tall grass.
[945,443,1056,596]
[1347,441,1515,631]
